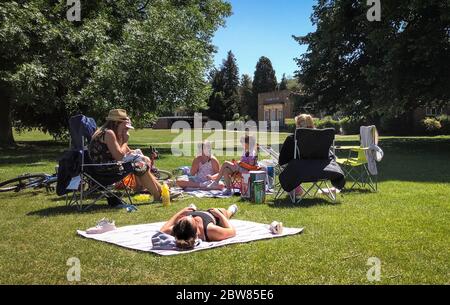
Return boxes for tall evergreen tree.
[251,56,277,120]
[207,51,240,122]
[239,74,253,117]
[279,73,288,90]
[221,51,240,120]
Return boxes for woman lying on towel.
[160,204,238,249]
[176,141,224,190]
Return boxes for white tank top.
[196,159,214,182]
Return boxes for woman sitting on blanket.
[207,131,258,195]
[176,141,225,190]
[160,204,238,249]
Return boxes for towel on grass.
[183,189,236,198]
[77,220,303,256]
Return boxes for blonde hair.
[295,114,315,129]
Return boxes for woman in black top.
[89,109,162,200]
[160,205,238,249]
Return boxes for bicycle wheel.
[0,174,47,193]
[43,175,58,193]
[156,170,172,182]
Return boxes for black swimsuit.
[186,211,221,241]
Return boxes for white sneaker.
[86,218,116,234]
[207,181,219,189]
[227,204,238,217]
[222,188,233,196]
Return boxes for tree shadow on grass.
[0,141,66,166]
[335,137,450,184]
[267,196,341,209]
[27,201,151,217]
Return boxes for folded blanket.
[77,220,303,256]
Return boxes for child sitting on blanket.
[207,130,258,195]
[160,204,238,249]
[176,141,225,190]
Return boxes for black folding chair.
[57,115,134,211]
[276,128,345,203]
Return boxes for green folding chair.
[336,146,377,192]
[336,125,381,192]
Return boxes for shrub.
[314,116,341,134]
[379,113,413,135]
[420,117,442,135]
[339,117,362,135]
[437,115,450,135]
[283,120,296,133]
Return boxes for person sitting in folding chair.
[207,132,259,195]
[88,109,166,201]
[277,117,345,203]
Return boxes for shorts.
[178,175,210,184]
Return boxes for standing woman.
[89,109,163,200]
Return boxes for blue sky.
[212,0,316,81]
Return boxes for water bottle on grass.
[161,183,170,207]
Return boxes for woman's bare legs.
[176,180,200,189]
[213,161,239,185]
[177,179,225,190]
[218,208,233,219]
[136,171,162,200]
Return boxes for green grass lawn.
[0,130,449,284]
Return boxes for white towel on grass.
[77,220,303,256]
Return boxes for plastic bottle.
[161,183,170,207]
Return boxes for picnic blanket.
[182,189,236,198]
[77,220,303,256]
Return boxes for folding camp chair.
[276,128,345,203]
[258,145,284,191]
[336,126,382,192]
[58,115,134,211]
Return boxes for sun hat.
[106,109,134,129]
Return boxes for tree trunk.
[0,96,15,147]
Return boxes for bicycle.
[0,172,58,193]
[148,146,172,182]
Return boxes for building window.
[278,110,283,122]
[265,111,270,121]
[426,107,443,116]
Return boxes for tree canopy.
[0,0,231,144]
[206,50,240,122]
[250,56,277,120]
[294,0,450,119]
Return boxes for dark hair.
[244,135,250,144]
[172,218,197,250]
[92,120,121,139]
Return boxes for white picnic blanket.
[77,220,303,256]
[183,189,236,198]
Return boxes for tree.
[206,50,240,122]
[294,0,450,120]
[279,73,288,90]
[239,74,253,117]
[251,56,277,120]
[221,51,240,120]
[0,0,232,145]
